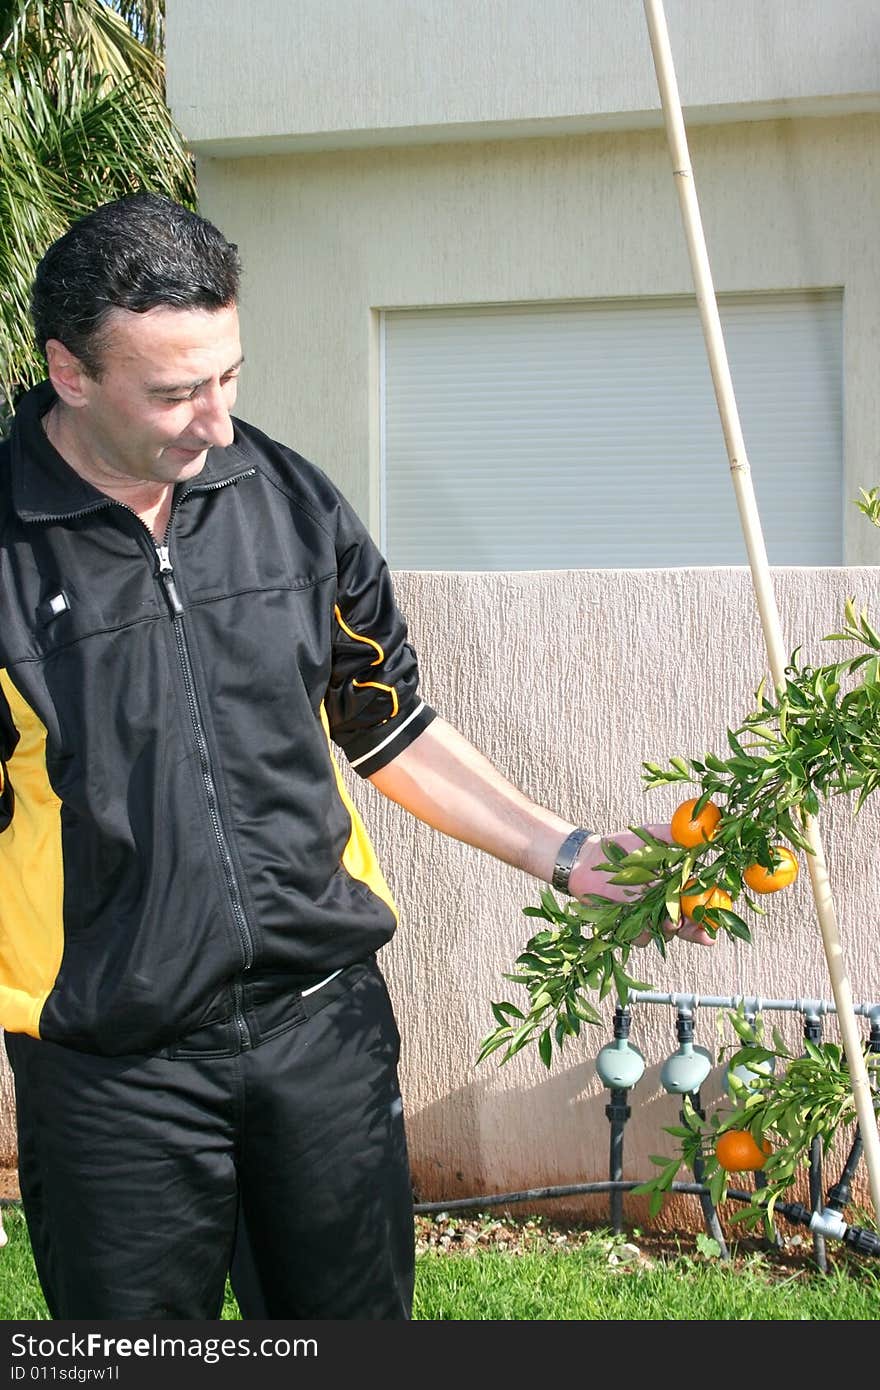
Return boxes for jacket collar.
[10,380,252,523]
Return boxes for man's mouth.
[169,444,208,460]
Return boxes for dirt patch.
[414,1208,849,1276]
[0,1170,19,1202]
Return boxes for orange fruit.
[743,846,798,894]
[670,797,721,848]
[715,1129,772,1172]
[679,879,732,929]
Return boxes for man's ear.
[45,339,93,409]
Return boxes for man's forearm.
[366,716,576,883]
[367,717,714,947]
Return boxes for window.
[380,292,843,569]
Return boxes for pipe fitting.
[809,1206,848,1241]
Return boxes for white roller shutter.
[380,291,843,569]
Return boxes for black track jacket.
[0,383,436,1055]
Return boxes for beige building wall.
[194,113,880,563]
[166,0,880,152]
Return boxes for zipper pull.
[156,545,184,616]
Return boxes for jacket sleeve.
[0,683,18,833]
[325,493,436,777]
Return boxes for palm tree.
[0,0,196,421]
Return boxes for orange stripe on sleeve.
[333,605,384,666]
[333,605,399,722]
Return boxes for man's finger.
[676,918,716,947]
[632,916,716,949]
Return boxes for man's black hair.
[30,193,242,377]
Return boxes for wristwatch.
[551,827,595,895]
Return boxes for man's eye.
[161,374,238,403]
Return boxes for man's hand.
[566,824,715,948]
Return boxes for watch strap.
[551,827,594,894]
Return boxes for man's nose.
[195,383,235,448]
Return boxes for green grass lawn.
[411,1244,880,1319]
[1,1205,878,1321]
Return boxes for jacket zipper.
[155,540,255,1047]
[158,475,257,1051]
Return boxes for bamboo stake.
[642,0,880,1221]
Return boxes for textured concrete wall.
[1,567,878,1228]
[344,565,880,1228]
[193,114,880,565]
[166,0,880,153]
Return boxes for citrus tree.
[630,1004,878,1229]
[478,489,880,1228]
[0,0,195,422]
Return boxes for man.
[0,194,710,1320]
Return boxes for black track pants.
[5,958,415,1319]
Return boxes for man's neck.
[42,401,173,540]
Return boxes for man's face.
[67,302,243,486]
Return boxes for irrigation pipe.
[628,992,880,1022]
[641,0,880,1222]
[412,1182,880,1257]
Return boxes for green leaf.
[648,1189,665,1217]
[713,908,752,943]
[727,1012,758,1044]
[538,888,566,919]
[571,995,602,1025]
[601,840,629,864]
[695,1234,722,1264]
[475,1028,513,1065]
[626,826,655,848]
[608,866,656,886]
[614,842,670,865]
[611,959,631,1005]
[744,723,779,742]
[665,877,682,923]
[704,753,729,773]
[622,974,653,993]
[538,1027,553,1069]
[491,1001,525,1025]
[709,1168,728,1206]
[860,612,880,648]
[517,951,555,972]
[775,811,813,854]
[727,729,747,756]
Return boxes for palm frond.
[2,1,166,93]
[112,0,164,56]
[0,19,195,404]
